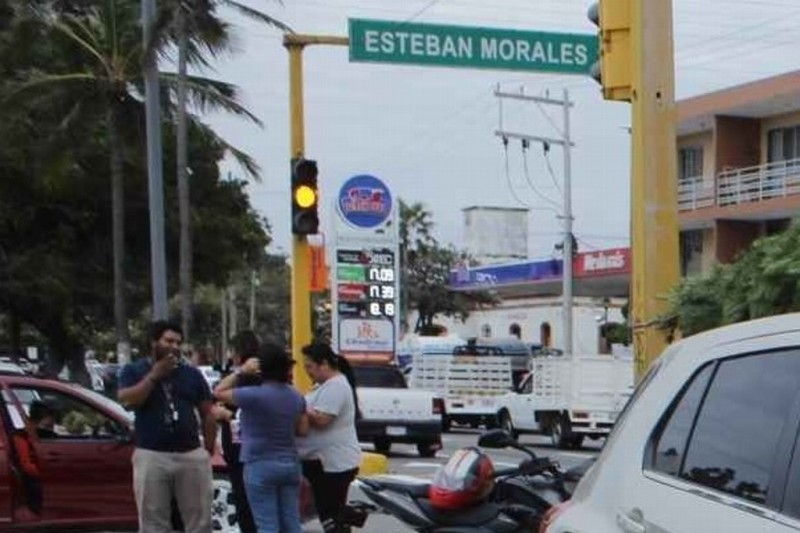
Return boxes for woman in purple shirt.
[215,343,309,533]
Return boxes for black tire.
[498,410,518,439]
[550,414,573,450]
[374,438,392,455]
[417,443,438,458]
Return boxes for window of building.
[678,146,704,181]
[680,230,704,277]
[480,324,492,338]
[647,349,800,509]
[509,323,521,339]
[768,125,800,163]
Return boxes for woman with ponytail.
[298,342,362,533]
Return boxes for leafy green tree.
[662,221,800,338]
[3,0,261,358]
[399,200,497,333]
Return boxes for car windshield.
[353,366,407,388]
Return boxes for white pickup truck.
[495,354,634,449]
[352,364,443,458]
[409,354,513,431]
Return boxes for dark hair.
[231,330,260,359]
[149,320,183,343]
[29,400,54,423]
[257,343,294,383]
[302,343,361,419]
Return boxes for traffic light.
[588,0,632,102]
[291,158,319,236]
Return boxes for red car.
[0,374,314,532]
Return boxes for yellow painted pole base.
[359,451,389,476]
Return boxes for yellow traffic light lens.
[295,185,317,208]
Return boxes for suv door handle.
[616,509,645,533]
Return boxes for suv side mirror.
[478,429,516,449]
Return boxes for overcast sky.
[200,0,800,259]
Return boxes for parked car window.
[649,364,715,476]
[658,350,800,507]
[518,375,532,394]
[12,386,127,439]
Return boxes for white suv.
[542,313,800,533]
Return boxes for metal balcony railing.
[678,157,800,211]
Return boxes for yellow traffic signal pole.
[629,0,680,378]
[284,34,347,394]
[284,34,387,475]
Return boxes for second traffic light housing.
[588,0,632,102]
[291,158,319,236]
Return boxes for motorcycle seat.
[359,477,431,499]
[416,499,500,527]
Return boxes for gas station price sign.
[335,248,397,318]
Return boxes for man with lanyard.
[118,320,217,533]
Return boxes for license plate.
[386,426,407,436]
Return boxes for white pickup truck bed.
[409,355,513,429]
[497,354,634,448]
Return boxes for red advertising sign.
[574,248,630,278]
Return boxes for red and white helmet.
[429,447,495,510]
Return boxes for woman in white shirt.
[298,343,361,533]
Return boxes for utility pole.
[495,89,575,356]
[142,0,168,320]
[249,270,257,330]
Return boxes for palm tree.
[5,0,262,359]
[169,0,290,340]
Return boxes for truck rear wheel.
[417,443,438,458]
[374,438,392,455]
[550,415,574,450]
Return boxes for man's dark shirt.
[119,358,211,452]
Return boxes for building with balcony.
[677,70,800,276]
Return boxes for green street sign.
[349,18,596,76]
[337,265,366,282]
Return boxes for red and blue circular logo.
[338,175,392,229]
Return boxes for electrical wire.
[521,141,562,211]
[542,143,564,198]
[405,0,442,22]
[503,137,532,208]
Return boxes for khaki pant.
[132,447,212,533]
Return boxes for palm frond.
[52,20,112,77]
[160,73,262,126]
[218,136,261,180]
[220,0,292,33]
[2,73,96,105]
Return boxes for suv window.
[648,349,800,508]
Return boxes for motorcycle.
[347,429,588,533]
